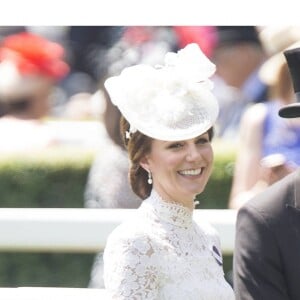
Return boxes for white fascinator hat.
[104,43,219,141]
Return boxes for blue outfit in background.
[263,101,300,167]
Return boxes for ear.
[139,155,150,172]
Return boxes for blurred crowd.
[0,25,299,204]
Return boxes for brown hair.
[120,116,153,199]
[120,115,214,200]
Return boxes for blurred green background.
[0,144,235,287]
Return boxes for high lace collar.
[141,189,193,228]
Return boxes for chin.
[182,186,205,198]
[188,182,206,193]
[179,175,209,194]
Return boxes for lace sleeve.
[103,229,160,299]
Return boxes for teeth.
[179,168,202,176]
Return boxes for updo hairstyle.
[120,116,153,200]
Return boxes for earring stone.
[147,171,153,185]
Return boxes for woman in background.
[229,50,300,209]
[0,31,69,152]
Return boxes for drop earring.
[147,171,153,185]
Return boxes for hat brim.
[259,40,300,85]
[278,103,300,118]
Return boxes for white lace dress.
[103,190,235,299]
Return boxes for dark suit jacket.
[234,169,300,300]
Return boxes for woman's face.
[141,132,214,207]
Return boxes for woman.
[0,31,69,152]
[103,44,234,299]
[229,51,300,209]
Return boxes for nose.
[186,144,201,162]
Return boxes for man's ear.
[139,155,150,172]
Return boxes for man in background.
[233,47,300,299]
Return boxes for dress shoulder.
[103,215,161,299]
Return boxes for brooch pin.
[211,245,223,266]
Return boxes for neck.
[152,187,195,211]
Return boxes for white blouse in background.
[103,189,235,300]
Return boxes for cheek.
[203,146,214,166]
[149,153,181,175]
[166,155,183,168]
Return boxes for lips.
[178,168,203,176]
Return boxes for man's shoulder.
[240,170,299,218]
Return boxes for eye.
[196,137,209,144]
[168,142,183,149]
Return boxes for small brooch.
[211,245,223,266]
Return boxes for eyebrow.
[161,133,209,144]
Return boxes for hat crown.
[278,46,300,118]
[284,47,300,95]
[259,26,300,85]
[260,26,300,56]
[105,43,219,141]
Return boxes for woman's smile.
[177,168,204,176]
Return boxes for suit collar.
[294,169,300,209]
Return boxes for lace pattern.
[103,189,234,299]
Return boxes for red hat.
[0,32,69,80]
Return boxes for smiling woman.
[102,44,234,299]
